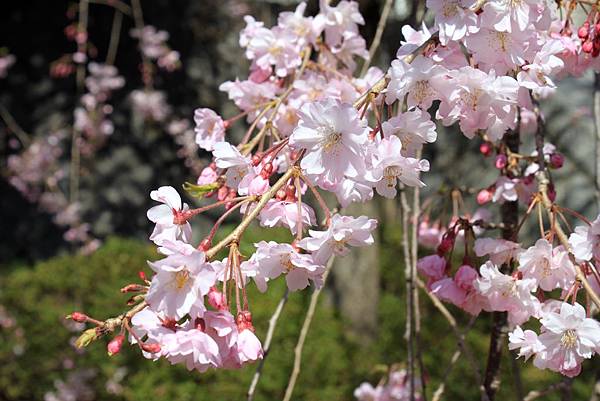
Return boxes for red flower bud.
[476,188,493,205]
[69,312,87,323]
[479,142,493,157]
[251,154,262,167]
[107,334,125,356]
[549,153,564,169]
[495,154,507,169]
[260,162,274,179]
[141,343,161,354]
[138,271,147,281]
[547,184,557,202]
[582,40,594,53]
[276,188,287,201]
[578,23,589,40]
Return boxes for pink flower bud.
[437,232,455,255]
[69,312,87,323]
[549,153,564,169]
[141,343,161,354]
[578,23,589,40]
[547,184,557,202]
[107,334,125,356]
[479,142,493,157]
[495,154,507,169]
[276,189,287,201]
[208,286,227,310]
[251,154,262,167]
[138,271,147,281]
[476,188,493,205]
[217,186,229,201]
[582,40,594,53]
[260,162,273,179]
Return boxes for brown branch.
[205,167,298,259]
[282,256,335,401]
[594,73,600,210]
[246,288,290,401]
[360,0,394,76]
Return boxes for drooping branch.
[282,257,335,401]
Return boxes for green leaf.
[182,182,220,198]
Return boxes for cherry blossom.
[298,214,377,264]
[146,243,216,319]
[147,186,193,248]
[194,108,226,151]
[534,302,600,377]
[290,99,368,184]
[569,216,600,263]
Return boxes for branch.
[246,288,289,401]
[360,0,394,76]
[205,166,298,259]
[282,256,335,401]
[416,277,485,397]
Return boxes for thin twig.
[400,188,415,401]
[360,0,394,76]
[0,103,31,146]
[282,257,335,401]
[247,288,289,401]
[105,9,123,66]
[524,381,570,401]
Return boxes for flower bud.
[260,162,273,179]
[494,154,507,169]
[138,271,147,281]
[549,153,564,169]
[578,23,589,40]
[276,188,287,201]
[479,142,493,157]
[437,232,455,255]
[582,40,594,53]
[208,286,227,310]
[217,186,229,201]
[476,188,493,205]
[251,154,262,167]
[68,312,87,323]
[547,183,557,202]
[107,334,125,356]
[141,343,161,354]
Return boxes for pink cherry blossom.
[245,241,324,292]
[518,239,576,291]
[568,215,600,263]
[290,99,368,184]
[371,136,430,198]
[194,108,226,151]
[212,142,252,189]
[386,56,447,109]
[298,214,377,264]
[147,186,192,247]
[426,0,479,45]
[534,302,600,377]
[146,243,216,319]
[259,199,316,235]
[380,109,437,157]
[509,326,545,361]
[474,261,540,325]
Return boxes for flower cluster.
[66,0,600,391]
